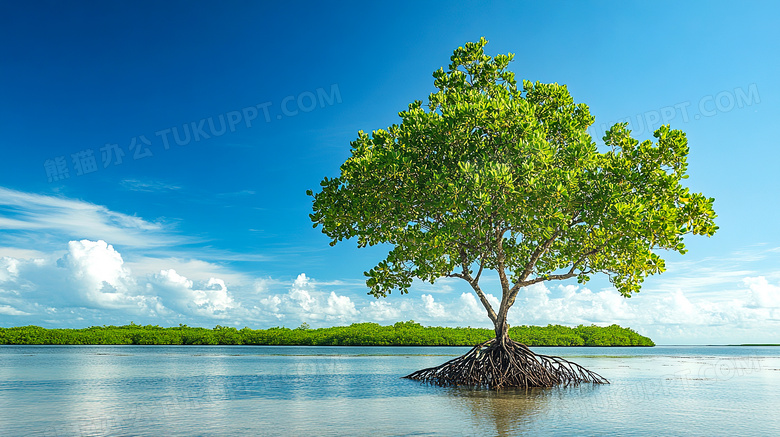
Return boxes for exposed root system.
[404,337,609,389]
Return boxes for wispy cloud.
[144,247,271,263]
[124,256,255,286]
[216,190,256,197]
[0,305,30,316]
[0,186,183,249]
[120,179,182,193]
[0,247,48,259]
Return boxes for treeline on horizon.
[0,321,654,346]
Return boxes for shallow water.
[1,345,779,436]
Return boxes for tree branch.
[512,213,584,294]
[468,280,498,324]
[454,247,497,323]
[517,230,561,284]
[502,227,601,312]
[495,227,511,295]
[473,258,485,284]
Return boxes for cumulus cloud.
[254,273,358,325]
[0,239,242,325]
[325,292,358,318]
[508,283,635,326]
[457,292,483,320]
[1,240,137,311]
[743,276,780,308]
[57,240,142,309]
[0,257,21,283]
[352,291,495,328]
[421,294,447,318]
[289,273,316,312]
[361,300,402,322]
[151,269,237,318]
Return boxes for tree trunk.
[494,317,509,343]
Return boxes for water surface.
[1,345,778,436]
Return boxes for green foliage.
[0,323,653,347]
[309,37,717,303]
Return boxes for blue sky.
[0,1,778,344]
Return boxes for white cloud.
[0,243,168,323]
[0,257,21,283]
[259,295,283,318]
[151,269,237,318]
[351,292,493,328]
[57,240,146,309]
[125,256,251,286]
[361,300,401,322]
[0,304,29,316]
[486,293,500,311]
[0,186,181,249]
[743,276,780,308]
[252,273,359,325]
[421,294,447,318]
[325,292,358,318]
[0,239,245,324]
[412,278,456,294]
[253,278,271,294]
[288,273,316,311]
[457,292,482,320]
[0,247,48,260]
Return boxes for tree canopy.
[309,38,717,333]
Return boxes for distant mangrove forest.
[0,321,653,346]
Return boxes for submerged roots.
[404,338,609,389]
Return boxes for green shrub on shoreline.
[0,322,653,346]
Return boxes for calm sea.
[1,345,778,436]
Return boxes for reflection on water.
[445,385,555,436]
[0,346,779,436]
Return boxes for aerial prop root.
[404,338,609,388]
